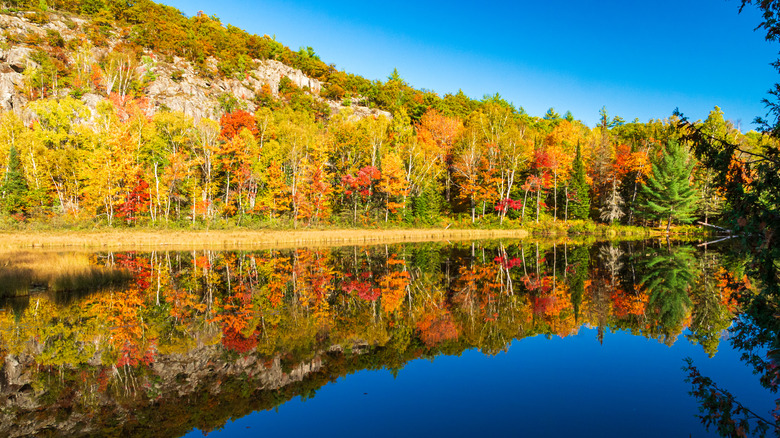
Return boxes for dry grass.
[0,251,129,297]
[0,228,530,251]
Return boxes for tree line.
[0,93,761,229]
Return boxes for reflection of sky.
[186,327,774,437]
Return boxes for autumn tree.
[416,109,463,203]
[342,165,380,224]
[474,102,515,220]
[694,107,733,224]
[102,51,138,99]
[150,111,195,223]
[192,118,220,222]
[219,109,257,140]
[378,151,409,221]
[116,173,151,225]
[28,97,91,214]
[530,150,554,223]
[453,121,484,222]
[397,108,445,221]
[296,157,332,226]
[271,108,318,225]
[590,107,619,213]
[543,120,579,221]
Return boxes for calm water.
[0,239,774,437]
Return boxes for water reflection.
[0,251,130,299]
[0,240,752,437]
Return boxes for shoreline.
[0,228,531,250]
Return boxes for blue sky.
[160,0,777,128]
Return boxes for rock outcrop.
[0,10,390,122]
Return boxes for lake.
[0,239,774,437]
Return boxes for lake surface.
[0,239,774,437]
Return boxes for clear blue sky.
[160,0,777,128]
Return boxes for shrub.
[567,220,597,235]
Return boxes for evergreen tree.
[410,183,442,225]
[637,140,697,233]
[1,145,29,216]
[567,142,590,220]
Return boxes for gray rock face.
[0,14,43,40]
[80,93,103,112]
[327,100,392,121]
[0,70,24,111]
[0,10,388,123]
[254,59,322,95]
[3,47,33,72]
[143,56,328,121]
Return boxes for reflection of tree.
[639,244,696,345]
[594,243,624,343]
[684,356,779,437]
[599,244,624,282]
[417,309,459,347]
[0,242,723,366]
[567,245,589,322]
[684,250,779,437]
[611,242,649,325]
[686,254,739,357]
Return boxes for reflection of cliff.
[0,336,461,438]
[0,344,325,438]
[0,241,746,437]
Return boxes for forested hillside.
[0,0,772,230]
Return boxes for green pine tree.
[567,142,590,220]
[1,145,29,216]
[637,140,698,233]
[410,183,443,225]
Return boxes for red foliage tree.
[342,166,381,224]
[117,175,151,225]
[219,109,257,140]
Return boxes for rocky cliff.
[0,10,390,122]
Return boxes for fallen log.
[697,221,733,233]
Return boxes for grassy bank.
[522,219,713,239]
[0,219,717,250]
[0,228,531,250]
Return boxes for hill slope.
[0,6,390,122]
